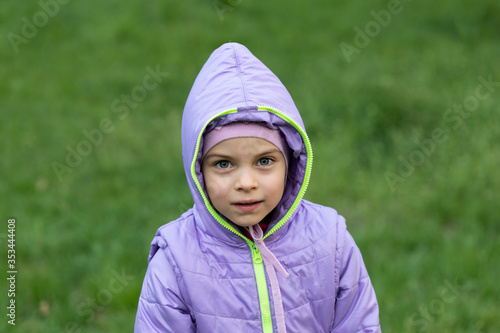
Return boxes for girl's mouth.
[233,201,263,212]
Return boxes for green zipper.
[190,105,313,332]
[251,244,273,332]
[257,105,313,240]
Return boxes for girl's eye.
[215,161,232,169]
[257,158,272,166]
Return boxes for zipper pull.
[251,244,262,264]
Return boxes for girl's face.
[202,137,286,228]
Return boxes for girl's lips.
[233,201,263,212]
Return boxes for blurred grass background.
[1,0,499,332]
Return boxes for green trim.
[190,105,313,333]
[257,105,313,240]
[190,108,250,240]
[190,106,313,240]
[251,244,273,332]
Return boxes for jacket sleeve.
[134,246,195,332]
[331,231,381,333]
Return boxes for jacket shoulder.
[280,199,348,259]
[299,199,347,231]
[295,200,348,269]
[148,209,197,262]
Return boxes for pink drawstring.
[248,225,288,333]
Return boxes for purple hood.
[181,42,312,244]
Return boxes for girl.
[135,42,380,332]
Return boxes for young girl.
[135,43,380,332]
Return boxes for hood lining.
[191,106,312,242]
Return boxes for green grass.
[1,0,499,331]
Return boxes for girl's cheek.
[212,178,229,194]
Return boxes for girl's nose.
[235,168,258,191]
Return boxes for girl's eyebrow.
[256,149,282,156]
[204,153,232,160]
[204,149,281,160]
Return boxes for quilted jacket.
[134,42,380,333]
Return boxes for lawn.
[1,0,499,332]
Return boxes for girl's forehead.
[205,137,281,157]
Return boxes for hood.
[181,42,312,244]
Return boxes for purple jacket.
[135,43,380,332]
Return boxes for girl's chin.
[233,220,261,228]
